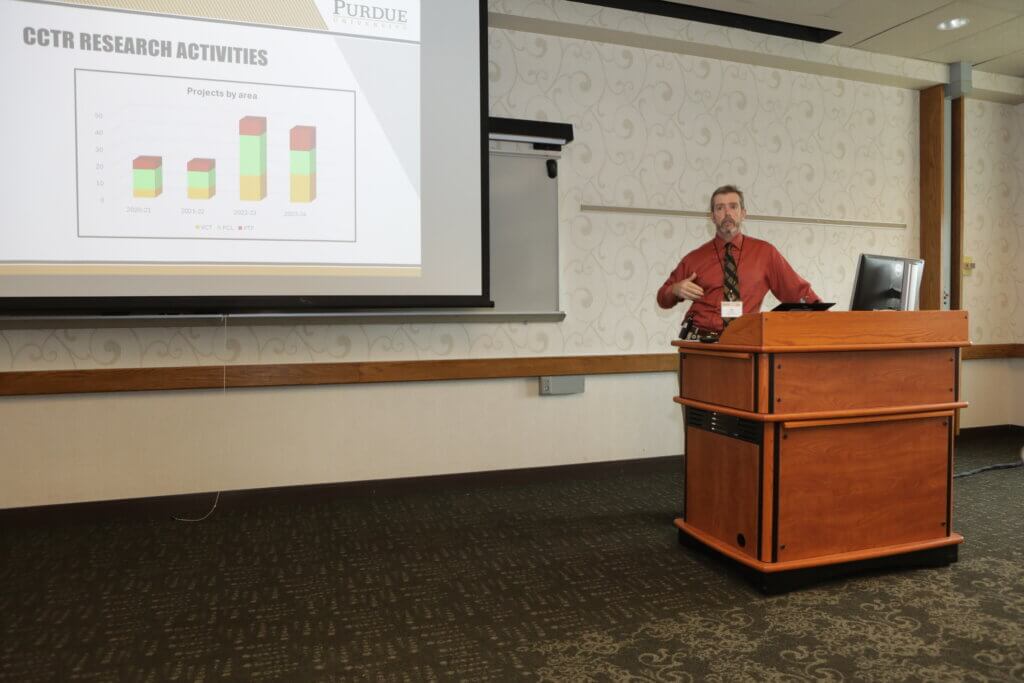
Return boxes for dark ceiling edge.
[567,0,840,44]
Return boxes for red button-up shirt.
[657,234,819,333]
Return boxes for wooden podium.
[672,310,969,592]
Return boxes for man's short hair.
[709,184,745,213]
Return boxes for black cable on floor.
[954,462,1023,479]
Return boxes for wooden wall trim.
[919,84,945,311]
[0,366,226,396]
[1,346,1019,397]
[961,344,1024,360]
[0,353,678,397]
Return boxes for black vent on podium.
[686,407,761,444]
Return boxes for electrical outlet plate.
[539,375,584,395]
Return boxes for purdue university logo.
[333,1,409,25]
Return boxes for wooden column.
[919,85,945,311]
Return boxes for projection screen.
[0,0,488,314]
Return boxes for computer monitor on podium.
[850,254,924,311]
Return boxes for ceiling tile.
[974,50,1024,77]
[919,16,1024,66]
[969,0,1024,12]
[824,0,951,46]
[852,0,1016,57]
[628,0,1024,77]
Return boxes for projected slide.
[0,0,422,270]
[75,69,356,243]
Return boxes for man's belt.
[679,319,720,341]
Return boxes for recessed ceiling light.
[937,17,970,31]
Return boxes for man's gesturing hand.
[672,272,704,301]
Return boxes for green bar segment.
[290,149,316,175]
[188,170,216,190]
[239,116,267,201]
[133,168,162,191]
[239,135,267,176]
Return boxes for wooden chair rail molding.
[961,344,1024,360]
[0,344,1018,397]
[0,353,678,397]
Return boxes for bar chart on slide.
[75,69,356,243]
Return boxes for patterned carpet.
[1,428,1022,682]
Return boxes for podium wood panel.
[685,428,759,560]
[703,310,969,349]
[759,424,776,562]
[677,521,962,574]
[763,311,967,346]
[680,354,755,412]
[776,416,951,562]
[773,348,956,413]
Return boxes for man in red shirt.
[657,184,820,339]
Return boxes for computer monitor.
[850,254,924,311]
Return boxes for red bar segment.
[290,125,316,150]
[187,158,215,172]
[132,155,162,170]
[238,116,267,136]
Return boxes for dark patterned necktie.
[723,243,740,302]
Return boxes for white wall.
[959,99,1024,429]
[960,360,1021,429]
[1,1,1018,507]
[0,374,681,509]
[1017,363,1024,428]
[963,99,1024,346]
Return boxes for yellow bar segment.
[240,175,267,201]
[290,173,316,203]
[188,186,215,200]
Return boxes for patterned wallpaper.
[962,100,1024,345]
[0,5,922,371]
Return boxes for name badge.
[721,301,743,319]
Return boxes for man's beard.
[716,219,741,238]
